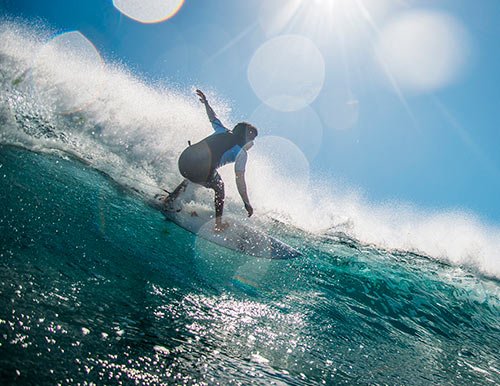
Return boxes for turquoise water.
[1,21,500,385]
[2,145,499,385]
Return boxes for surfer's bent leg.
[170,179,188,199]
[205,172,227,230]
[164,179,188,210]
[207,172,224,218]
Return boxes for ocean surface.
[1,21,499,385]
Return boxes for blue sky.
[2,0,500,223]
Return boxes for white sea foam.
[1,21,499,279]
[0,21,231,192]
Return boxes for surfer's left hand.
[196,89,207,104]
[245,202,253,217]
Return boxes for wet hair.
[232,122,258,145]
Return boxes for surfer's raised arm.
[196,89,217,123]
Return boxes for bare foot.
[164,199,179,212]
[214,221,230,233]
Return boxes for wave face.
[1,21,500,384]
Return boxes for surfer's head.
[233,122,258,146]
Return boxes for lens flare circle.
[192,219,273,290]
[250,104,323,161]
[33,31,103,114]
[248,35,325,112]
[113,0,185,24]
[375,10,470,93]
[45,31,103,64]
[246,135,310,215]
[317,92,359,131]
[252,135,310,184]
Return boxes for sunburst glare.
[258,0,394,43]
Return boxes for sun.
[259,0,394,44]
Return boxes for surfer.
[165,89,258,232]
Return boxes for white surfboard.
[151,196,301,260]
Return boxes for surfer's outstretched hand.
[245,202,253,217]
[196,89,207,104]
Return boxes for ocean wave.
[1,20,499,279]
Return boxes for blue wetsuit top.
[210,118,247,173]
